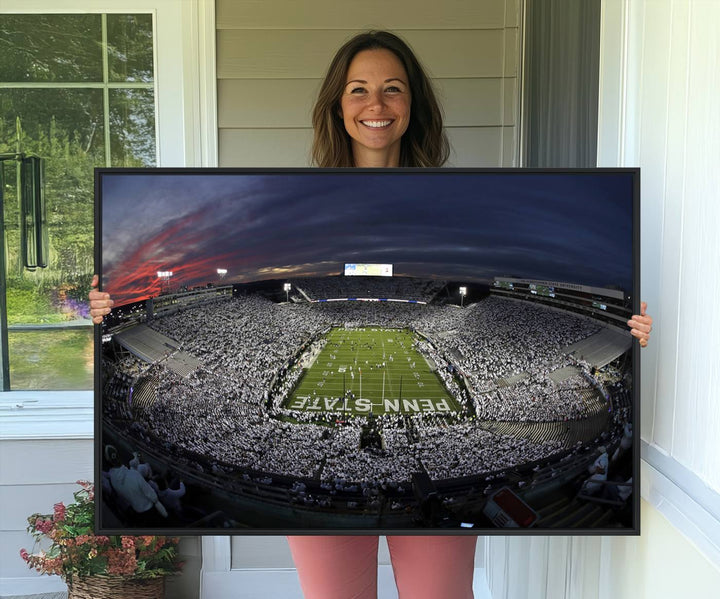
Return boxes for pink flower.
[138,535,156,547]
[53,502,66,522]
[19,548,29,562]
[121,537,135,549]
[43,556,64,576]
[107,548,137,576]
[34,518,53,535]
[76,480,95,500]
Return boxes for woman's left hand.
[627,301,653,348]
[89,274,114,324]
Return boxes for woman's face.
[340,48,411,166]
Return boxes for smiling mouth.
[361,120,393,128]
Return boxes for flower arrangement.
[20,481,182,584]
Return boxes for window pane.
[1,88,103,281]
[1,13,157,391]
[110,89,156,167]
[0,14,102,82]
[8,329,93,390]
[2,87,99,389]
[107,14,155,83]
[0,89,106,165]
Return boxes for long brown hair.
[311,31,449,168]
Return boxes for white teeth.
[362,120,392,128]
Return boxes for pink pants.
[287,535,477,599]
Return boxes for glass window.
[107,14,154,83]
[0,14,103,83]
[0,13,156,390]
[109,88,156,167]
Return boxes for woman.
[310,31,447,168]
[90,31,652,599]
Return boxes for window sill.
[0,391,93,440]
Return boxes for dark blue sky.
[101,170,635,306]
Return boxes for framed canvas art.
[95,168,639,535]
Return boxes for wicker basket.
[67,575,165,599]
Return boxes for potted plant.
[20,480,182,599]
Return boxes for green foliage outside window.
[0,13,155,389]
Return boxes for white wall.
[486,0,720,596]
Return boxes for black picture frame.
[95,167,640,536]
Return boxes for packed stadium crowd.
[415,423,564,479]
[294,275,447,302]
[102,289,620,487]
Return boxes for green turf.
[285,327,461,416]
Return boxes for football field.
[285,327,461,416]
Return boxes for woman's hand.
[627,301,652,348]
[89,274,113,324]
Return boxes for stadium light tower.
[217,268,227,279]
[157,271,173,295]
[283,282,291,302]
[459,286,467,307]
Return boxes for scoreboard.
[344,263,393,277]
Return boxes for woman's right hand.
[627,301,652,348]
[89,274,113,324]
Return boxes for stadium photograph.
[96,168,638,534]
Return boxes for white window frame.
[0,0,217,441]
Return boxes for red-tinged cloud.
[105,210,210,305]
[104,204,277,306]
